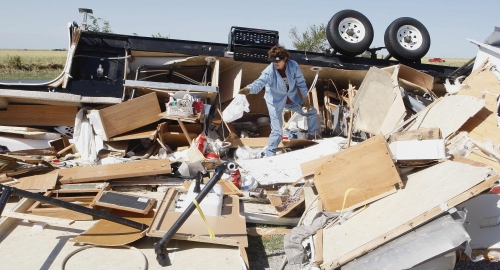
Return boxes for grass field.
[0,49,67,80]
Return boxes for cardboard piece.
[314,135,402,212]
[392,127,442,141]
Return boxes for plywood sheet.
[314,135,402,212]
[409,95,485,139]
[58,159,171,184]
[218,63,242,103]
[321,161,495,269]
[70,209,155,246]
[148,189,248,247]
[13,170,58,191]
[0,105,78,126]
[97,92,161,140]
[236,138,344,185]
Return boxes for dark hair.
[268,46,290,61]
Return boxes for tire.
[384,17,430,61]
[326,10,374,57]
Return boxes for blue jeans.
[265,101,318,157]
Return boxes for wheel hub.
[338,17,366,44]
[396,25,423,50]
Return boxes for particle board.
[70,209,155,246]
[409,95,485,139]
[0,105,78,126]
[147,188,248,247]
[13,170,58,191]
[321,161,496,269]
[57,159,171,184]
[95,92,161,140]
[314,135,402,212]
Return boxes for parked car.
[428,57,445,62]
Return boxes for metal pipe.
[0,186,12,215]
[0,185,148,231]
[153,162,230,266]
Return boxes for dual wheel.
[326,10,430,61]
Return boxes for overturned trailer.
[0,9,461,112]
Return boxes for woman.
[238,46,319,157]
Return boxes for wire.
[60,245,148,270]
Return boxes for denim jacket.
[246,60,308,108]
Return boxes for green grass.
[0,49,66,80]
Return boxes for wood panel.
[70,209,155,246]
[321,161,496,269]
[13,171,58,191]
[58,159,171,184]
[91,191,156,214]
[0,105,78,126]
[28,190,99,221]
[148,189,248,247]
[97,92,161,140]
[314,135,402,212]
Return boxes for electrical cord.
[60,244,147,270]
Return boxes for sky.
[0,0,498,58]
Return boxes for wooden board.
[0,198,34,238]
[1,212,74,226]
[314,135,402,212]
[28,190,100,221]
[247,227,292,236]
[321,161,496,269]
[409,95,485,139]
[218,63,242,103]
[96,92,161,140]
[107,125,157,141]
[91,191,156,214]
[70,209,154,246]
[13,171,58,191]
[57,159,171,184]
[0,105,78,126]
[148,189,248,247]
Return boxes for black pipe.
[193,171,202,193]
[153,162,230,267]
[0,185,148,231]
[0,186,12,215]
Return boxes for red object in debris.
[193,101,204,114]
[491,185,500,194]
[428,57,445,63]
[194,133,207,153]
[204,152,220,160]
[231,169,241,187]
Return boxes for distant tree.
[289,24,329,53]
[87,15,112,33]
[151,32,169,39]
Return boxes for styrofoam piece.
[389,139,446,160]
[0,136,51,151]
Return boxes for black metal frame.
[153,162,231,266]
[0,185,148,231]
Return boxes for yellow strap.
[339,188,367,218]
[192,199,215,238]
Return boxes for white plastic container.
[175,182,223,217]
